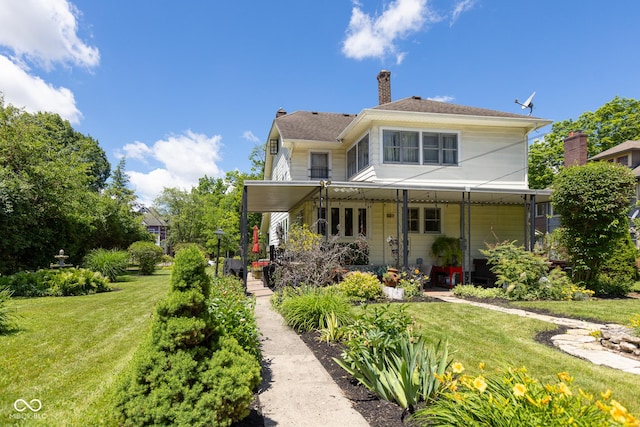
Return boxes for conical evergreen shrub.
[114,246,261,426]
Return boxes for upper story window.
[383,130,419,163]
[423,132,458,165]
[383,129,459,165]
[310,152,330,179]
[347,134,370,177]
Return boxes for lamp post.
[214,228,225,277]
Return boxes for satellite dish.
[514,91,536,115]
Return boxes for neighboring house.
[535,134,640,245]
[241,71,552,284]
[140,207,169,253]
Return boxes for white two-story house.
[240,71,552,284]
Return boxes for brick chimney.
[275,108,287,118]
[377,70,391,105]
[564,131,588,166]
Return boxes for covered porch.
[240,180,551,287]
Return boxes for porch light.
[269,139,279,155]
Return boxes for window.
[331,207,340,236]
[423,132,458,165]
[358,208,367,236]
[344,208,354,236]
[408,208,419,232]
[617,155,628,166]
[383,130,458,165]
[424,208,441,233]
[310,152,329,179]
[383,130,419,163]
[347,134,370,177]
[535,203,546,217]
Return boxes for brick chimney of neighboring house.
[377,70,391,105]
[564,131,588,166]
[275,108,287,118]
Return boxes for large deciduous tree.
[529,96,640,189]
[551,161,636,291]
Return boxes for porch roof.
[244,180,551,213]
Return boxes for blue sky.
[1,0,639,205]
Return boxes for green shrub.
[336,271,383,301]
[481,241,590,301]
[46,268,111,296]
[0,288,17,333]
[412,364,639,426]
[453,284,507,299]
[277,286,352,333]
[0,269,111,297]
[128,241,163,275]
[0,271,49,297]
[83,248,130,282]
[209,275,261,361]
[114,245,261,426]
[592,236,638,296]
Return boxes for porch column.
[241,185,248,291]
[461,191,471,284]
[402,189,409,269]
[529,195,536,251]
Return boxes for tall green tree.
[529,97,640,189]
[551,161,636,290]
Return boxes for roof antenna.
[514,91,535,115]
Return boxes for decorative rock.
[620,341,638,353]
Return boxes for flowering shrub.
[412,364,639,426]
[398,269,427,300]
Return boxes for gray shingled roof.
[590,140,640,160]
[275,97,541,142]
[275,111,356,141]
[373,96,541,119]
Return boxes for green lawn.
[0,270,171,426]
[508,298,640,325]
[402,301,640,413]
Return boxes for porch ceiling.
[245,180,551,213]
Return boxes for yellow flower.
[449,380,458,392]
[557,371,572,383]
[451,362,464,374]
[541,395,552,405]
[610,400,629,424]
[513,383,527,397]
[474,376,488,393]
[557,382,572,396]
[601,389,612,400]
[414,269,420,274]
[478,362,485,370]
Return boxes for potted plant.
[431,235,462,266]
[382,267,399,287]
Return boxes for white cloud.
[242,130,260,143]
[0,55,82,123]
[124,131,224,206]
[0,0,98,123]
[427,95,454,103]
[342,0,438,63]
[450,0,476,26]
[0,0,99,69]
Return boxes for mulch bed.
[236,294,615,426]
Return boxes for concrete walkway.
[247,278,640,426]
[248,276,369,427]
